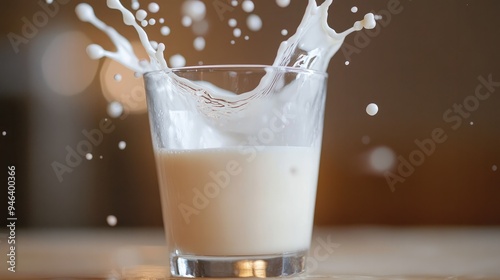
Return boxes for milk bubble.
[351,6,358,13]
[169,54,186,67]
[161,26,171,36]
[107,101,124,118]
[366,103,378,116]
[345,61,350,65]
[86,153,93,160]
[118,141,127,150]
[276,0,290,8]
[242,1,255,13]
[194,37,205,51]
[107,215,118,226]
[247,14,262,31]
[136,9,147,21]
[148,2,160,13]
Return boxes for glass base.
[170,250,307,278]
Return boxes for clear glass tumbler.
[144,65,327,278]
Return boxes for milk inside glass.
[155,146,320,255]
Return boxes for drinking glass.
[144,65,327,278]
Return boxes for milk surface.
[155,146,320,255]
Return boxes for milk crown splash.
[76,0,376,73]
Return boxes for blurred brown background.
[0,0,499,228]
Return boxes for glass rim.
[143,64,328,78]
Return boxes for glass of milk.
[144,65,327,278]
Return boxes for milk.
[155,146,321,255]
[74,0,378,262]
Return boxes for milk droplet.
[131,0,139,10]
[470,121,474,125]
[149,18,156,25]
[230,40,235,45]
[182,0,206,21]
[141,20,148,27]
[107,0,122,9]
[161,26,171,36]
[366,103,378,116]
[2,131,6,136]
[276,0,290,8]
[228,18,237,27]
[118,141,127,150]
[493,165,498,172]
[114,73,122,81]
[46,0,53,3]
[231,0,238,7]
[351,6,358,13]
[247,14,262,31]
[86,153,93,160]
[159,18,164,24]
[369,146,395,172]
[87,44,105,60]
[99,155,103,159]
[75,3,95,22]
[135,9,147,21]
[242,0,255,13]
[107,101,124,118]
[193,36,205,51]
[244,35,249,40]
[169,54,186,67]
[345,61,350,65]
[233,28,241,38]
[107,215,118,226]
[148,2,160,13]
[281,29,288,36]
[182,16,192,27]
